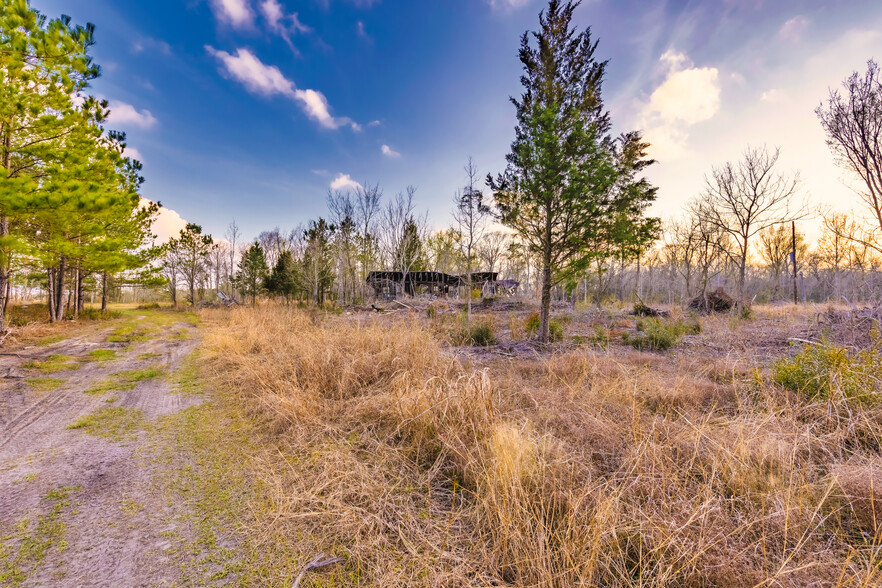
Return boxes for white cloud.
[123,146,144,161]
[638,50,721,160]
[143,200,187,244]
[206,46,295,97]
[330,173,362,191]
[107,101,158,129]
[357,21,369,39]
[779,16,810,43]
[367,120,381,127]
[210,0,254,28]
[381,144,400,158]
[206,46,359,130]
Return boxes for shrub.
[524,312,564,342]
[773,341,881,402]
[626,317,699,351]
[461,322,496,347]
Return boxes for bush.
[524,312,564,342]
[452,318,497,346]
[625,317,699,351]
[466,323,497,347]
[773,341,881,402]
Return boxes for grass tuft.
[84,366,164,395]
[68,407,146,441]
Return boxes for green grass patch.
[106,324,153,343]
[21,355,80,374]
[68,407,146,441]
[174,353,203,397]
[25,378,65,393]
[137,352,163,361]
[86,349,119,362]
[84,366,164,395]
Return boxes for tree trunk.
[101,271,108,313]
[0,123,11,332]
[77,269,85,315]
[539,262,552,344]
[55,257,66,322]
[47,269,56,323]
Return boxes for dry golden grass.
[201,304,882,587]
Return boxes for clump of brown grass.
[201,304,882,587]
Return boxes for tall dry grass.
[202,305,882,587]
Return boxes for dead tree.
[695,146,806,304]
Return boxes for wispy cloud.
[330,173,362,191]
[486,0,532,11]
[107,101,158,129]
[381,144,400,158]
[260,0,312,53]
[209,0,255,29]
[779,16,810,43]
[206,46,359,130]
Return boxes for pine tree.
[236,243,269,307]
[266,250,299,304]
[489,0,627,342]
[0,2,101,328]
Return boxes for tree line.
[4,0,882,345]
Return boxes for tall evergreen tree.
[266,250,299,303]
[0,2,101,329]
[236,242,268,307]
[490,0,659,342]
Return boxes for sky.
[27,0,882,243]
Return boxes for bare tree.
[355,183,382,298]
[696,146,805,303]
[453,157,490,319]
[817,59,882,233]
[379,187,428,293]
[477,231,509,275]
[759,224,806,299]
[225,220,241,298]
[327,189,358,304]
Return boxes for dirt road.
[0,312,228,586]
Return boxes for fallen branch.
[393,299,413,310]
[292,553,344,588]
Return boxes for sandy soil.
[0,317,207,587]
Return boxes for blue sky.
[29,0,882,241]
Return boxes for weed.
[12,473,37,485]
[25,378,64,392]
[86,349,119,362]
[773,341,881,402]
[0,487,79,585]
[21,355,79,374]
[625,317,701,351]
[68,407,146,441]
[84,367,164,395]
[525,312,564,342]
